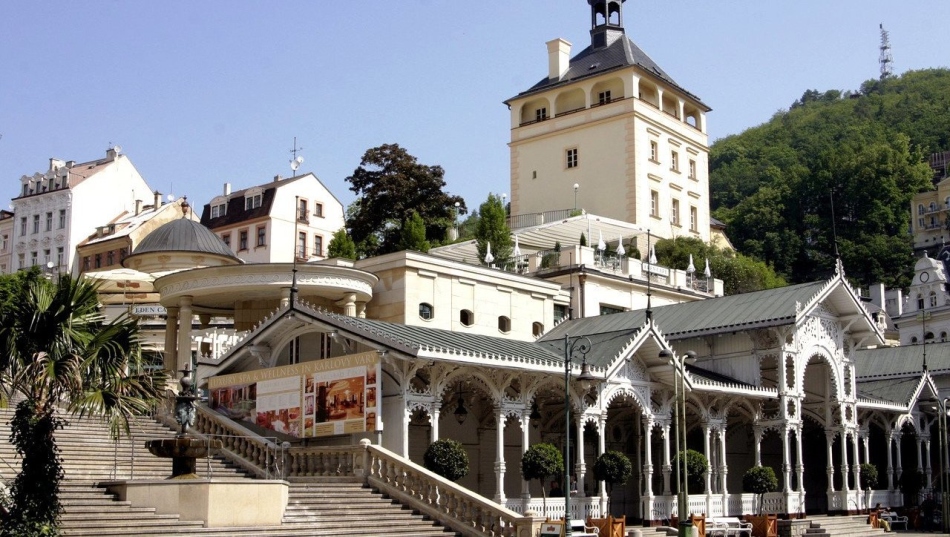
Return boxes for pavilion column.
[852,431,862,507]
[575,415,587,496]
[494,408,507,503]
[704,424,713,506]
[644,418,654,497]
[840,431,850,495]
[402,406,411,457]
[924,438,933,490]
[164,306,179,374]
[176,296,193,372]
[598,414,607,502]
[754,426,763,467]
[429,406,440,443]
[782,425,792,493]
[916,437,925,478]
[720,426,729,497]
[661,423,672,495]
[886,432,895,491]
[521,413,531,506]
[826,431,836,494]
[336,292,356,317]
[795,426,805,494]
[894,432,904,483]
[356,301,367,318]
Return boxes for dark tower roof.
[130,218,238,260]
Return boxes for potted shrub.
[521,442,564,513]
[672,449,709,493]
[423,438,469,482]
[860,463,879,512]
[742,465,778,537]
[593,450,633,513]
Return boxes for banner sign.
[209,351,380,438]
[132,304,167,316]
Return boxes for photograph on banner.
[209,351,381,438]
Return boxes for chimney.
[546,38,572,80]
[274,174,283,182]
[106,147,118,160]
[65,160,75,168]
[224,182,231,196]
[49,158,65,172]
[153,191,162,209]
[135,199,143,216]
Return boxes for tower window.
[419,303,434,320]
[566,148,578,169]
[598,90,611,105]
[245,194,262,210]
[460,309,474,327]
[536,108,547,122]
[498,316,511,333]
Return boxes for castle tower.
[505,0,712,246]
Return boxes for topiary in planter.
[423,438,469,482]
[521,442,564,512]
[594,450,633,512]
[672,449,709,493]
[742,466,778,515]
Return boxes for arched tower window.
[930,290,938,308]
[917,293,924,310]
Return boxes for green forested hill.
[710,68,950,289]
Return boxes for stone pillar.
[826,430,836,494]
[336,293,357,317]
[494,408,507,503]
[402,406,411,457]
[164,306,179,373]
[886,432,895,491]
[176,296,193,372]
[662,423,672,495]
[356,301,367,318]
[521,413,531,507]
[644,418,654,497]
[279,287,291,308]
[430,406,440,443]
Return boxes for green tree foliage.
[422,438,469,482]
[654,237,786,295]
[521,442,563,511]
[711,69,950,288]
[593,451,633,489]
[399,211,430,253]
[859,462,879,490]
[474,194,511,266]
[672,449,708,493]
[344,144,466,257]
[0,274,167,535]
[742,465,779,514]
[326,228,357,260]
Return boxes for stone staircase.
[799,515,887,536]
[0,408,457,536]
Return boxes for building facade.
[199,173,344,264]
[10,148,154,275]
[504,0,711,252]
[0,210,13,275]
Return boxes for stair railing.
[183,406,284,479]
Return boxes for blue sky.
[2,1,949,217]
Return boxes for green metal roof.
[854,342,950,379]
[857,377,923,407]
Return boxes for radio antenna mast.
[879,24,893,81]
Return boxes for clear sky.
[2,1,949,217]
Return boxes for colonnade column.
[720,427,729,516]
[494,408,507,503]
[643,418,654,498]
[795,426,805,495]
[661,423,672,495]
[176,296,193,372]
[163,306,179,374]
[840,431,850,497]
[895,433,904,483]
[598,414,608,501]
[753,427,763,467]
[521,413,531,506]
[429,406,440,443]
[402,406,411,457]
[782,426,792,493]
[703,424,713,508]
[886,432,895,491]
[826,431,836,495]
[852,431,862,508]
[575,415,586,496]
[924,438,933,490]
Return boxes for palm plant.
[0,274,167,534]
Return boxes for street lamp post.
[564,334,597,536]
[454,201,461,238]
[573,183,579,212]
[661,349,696,537]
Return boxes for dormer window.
[245,194,262,210]
[210,203,227,218]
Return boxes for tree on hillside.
[709,69,944,288]
[0,274,166,535]
[327,228,357,260]
[474,194,511,266]
[654,237,786,295]
[344,144,466,257]
[399,211,430,253]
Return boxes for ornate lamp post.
[661,349,696,537]
[573,183,579,212]
[564,335,597,536]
